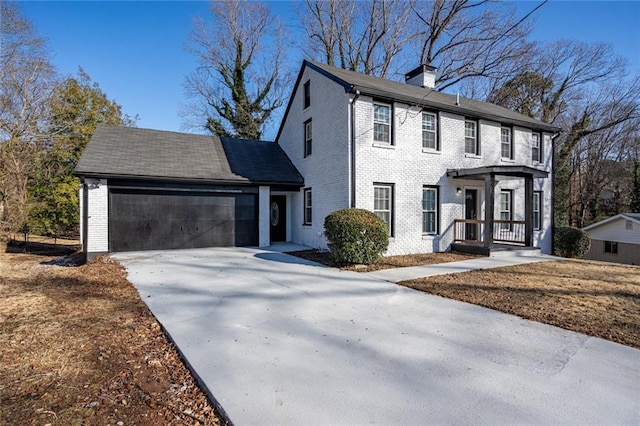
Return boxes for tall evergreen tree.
[28,69,135,236]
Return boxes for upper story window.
[422,112,438,150]
[533,191,542,231]
[626,220,633,230]
[373,103,391,144]
[303,80,310,109]
[464,120,479,155]
[374,183,393,235]
[303,188,312,225]
[531,133,542,163]
[422,186,439,234]
[501,126,513,160]
[304,119,312,157]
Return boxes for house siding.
[586,240,640,265]
[277,67,350,249]
[584,217,640,245]
[583,217,640,265]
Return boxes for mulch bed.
[288,249,478,272]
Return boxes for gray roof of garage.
[75,126,304,186]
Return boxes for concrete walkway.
[116,247,640,425]
[366,253,558,283]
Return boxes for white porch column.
[258,186,270,247]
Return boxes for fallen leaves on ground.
[400,260,640,349]
[0,250,223,425]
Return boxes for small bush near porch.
[324,208,389,265]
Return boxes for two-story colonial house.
[276,61,559,255]
[76,60,559,260]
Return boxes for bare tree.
[487,39,640,227]
[183,0,289,139]
[300,0,414,78]
[410,0,536,91]
[0,1,56,234]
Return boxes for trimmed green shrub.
[324,208,389,265]
[554,226,591,258]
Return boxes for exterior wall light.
[456,187,462,194]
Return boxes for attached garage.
[109,187,258,252]
[76,126,303,260]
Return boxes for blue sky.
[18,1,640,140]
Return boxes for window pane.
[374,123,390,143]
[465,121,476,154]
[305,121,312,140]
[501,128,511,158]
[422,113,435,131]
[374,104,390,123]
[423,131,435,149]
[376,211,390,225]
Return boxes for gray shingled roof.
[75,126,303,186]
[306,61,560,133]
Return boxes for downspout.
[550,131,560,255]
[81,178,89,258]
[350,89,360,208]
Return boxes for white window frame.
[465,120,478,155]
[501,126,513,160]
[374,184,393,235]
[373,103,391,145]
[304,119,312,157]
[422,186,439,235]
[500,190,512,230]
[531,133,542,163]
[303,188,312,225]
[422,112,438,150]
[533,191,542,231]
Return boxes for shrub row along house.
[76,60,559,260]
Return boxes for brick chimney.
[405,64,437,89]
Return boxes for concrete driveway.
[115,247,640,425]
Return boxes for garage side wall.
[86,178,109,259]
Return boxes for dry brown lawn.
[400,260,640,349]
[291,250,640,349]
[0,248,223,425]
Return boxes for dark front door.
[269,195,286,243]
[465,189,478,241]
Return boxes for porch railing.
[453,219,526,245]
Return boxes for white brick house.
[276,61,560,255]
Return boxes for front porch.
[447,165,549,256]
[451,219,541,256]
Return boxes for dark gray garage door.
[109,189,257,252]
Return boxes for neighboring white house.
[76,60,560,259]
[583,213,640,265]
[276,61,560,255]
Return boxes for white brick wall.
[278,66,554,254]
[353,99,553,254]
[277,67,351,249]
[86,178,109,255]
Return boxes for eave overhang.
[446,165,549,180]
